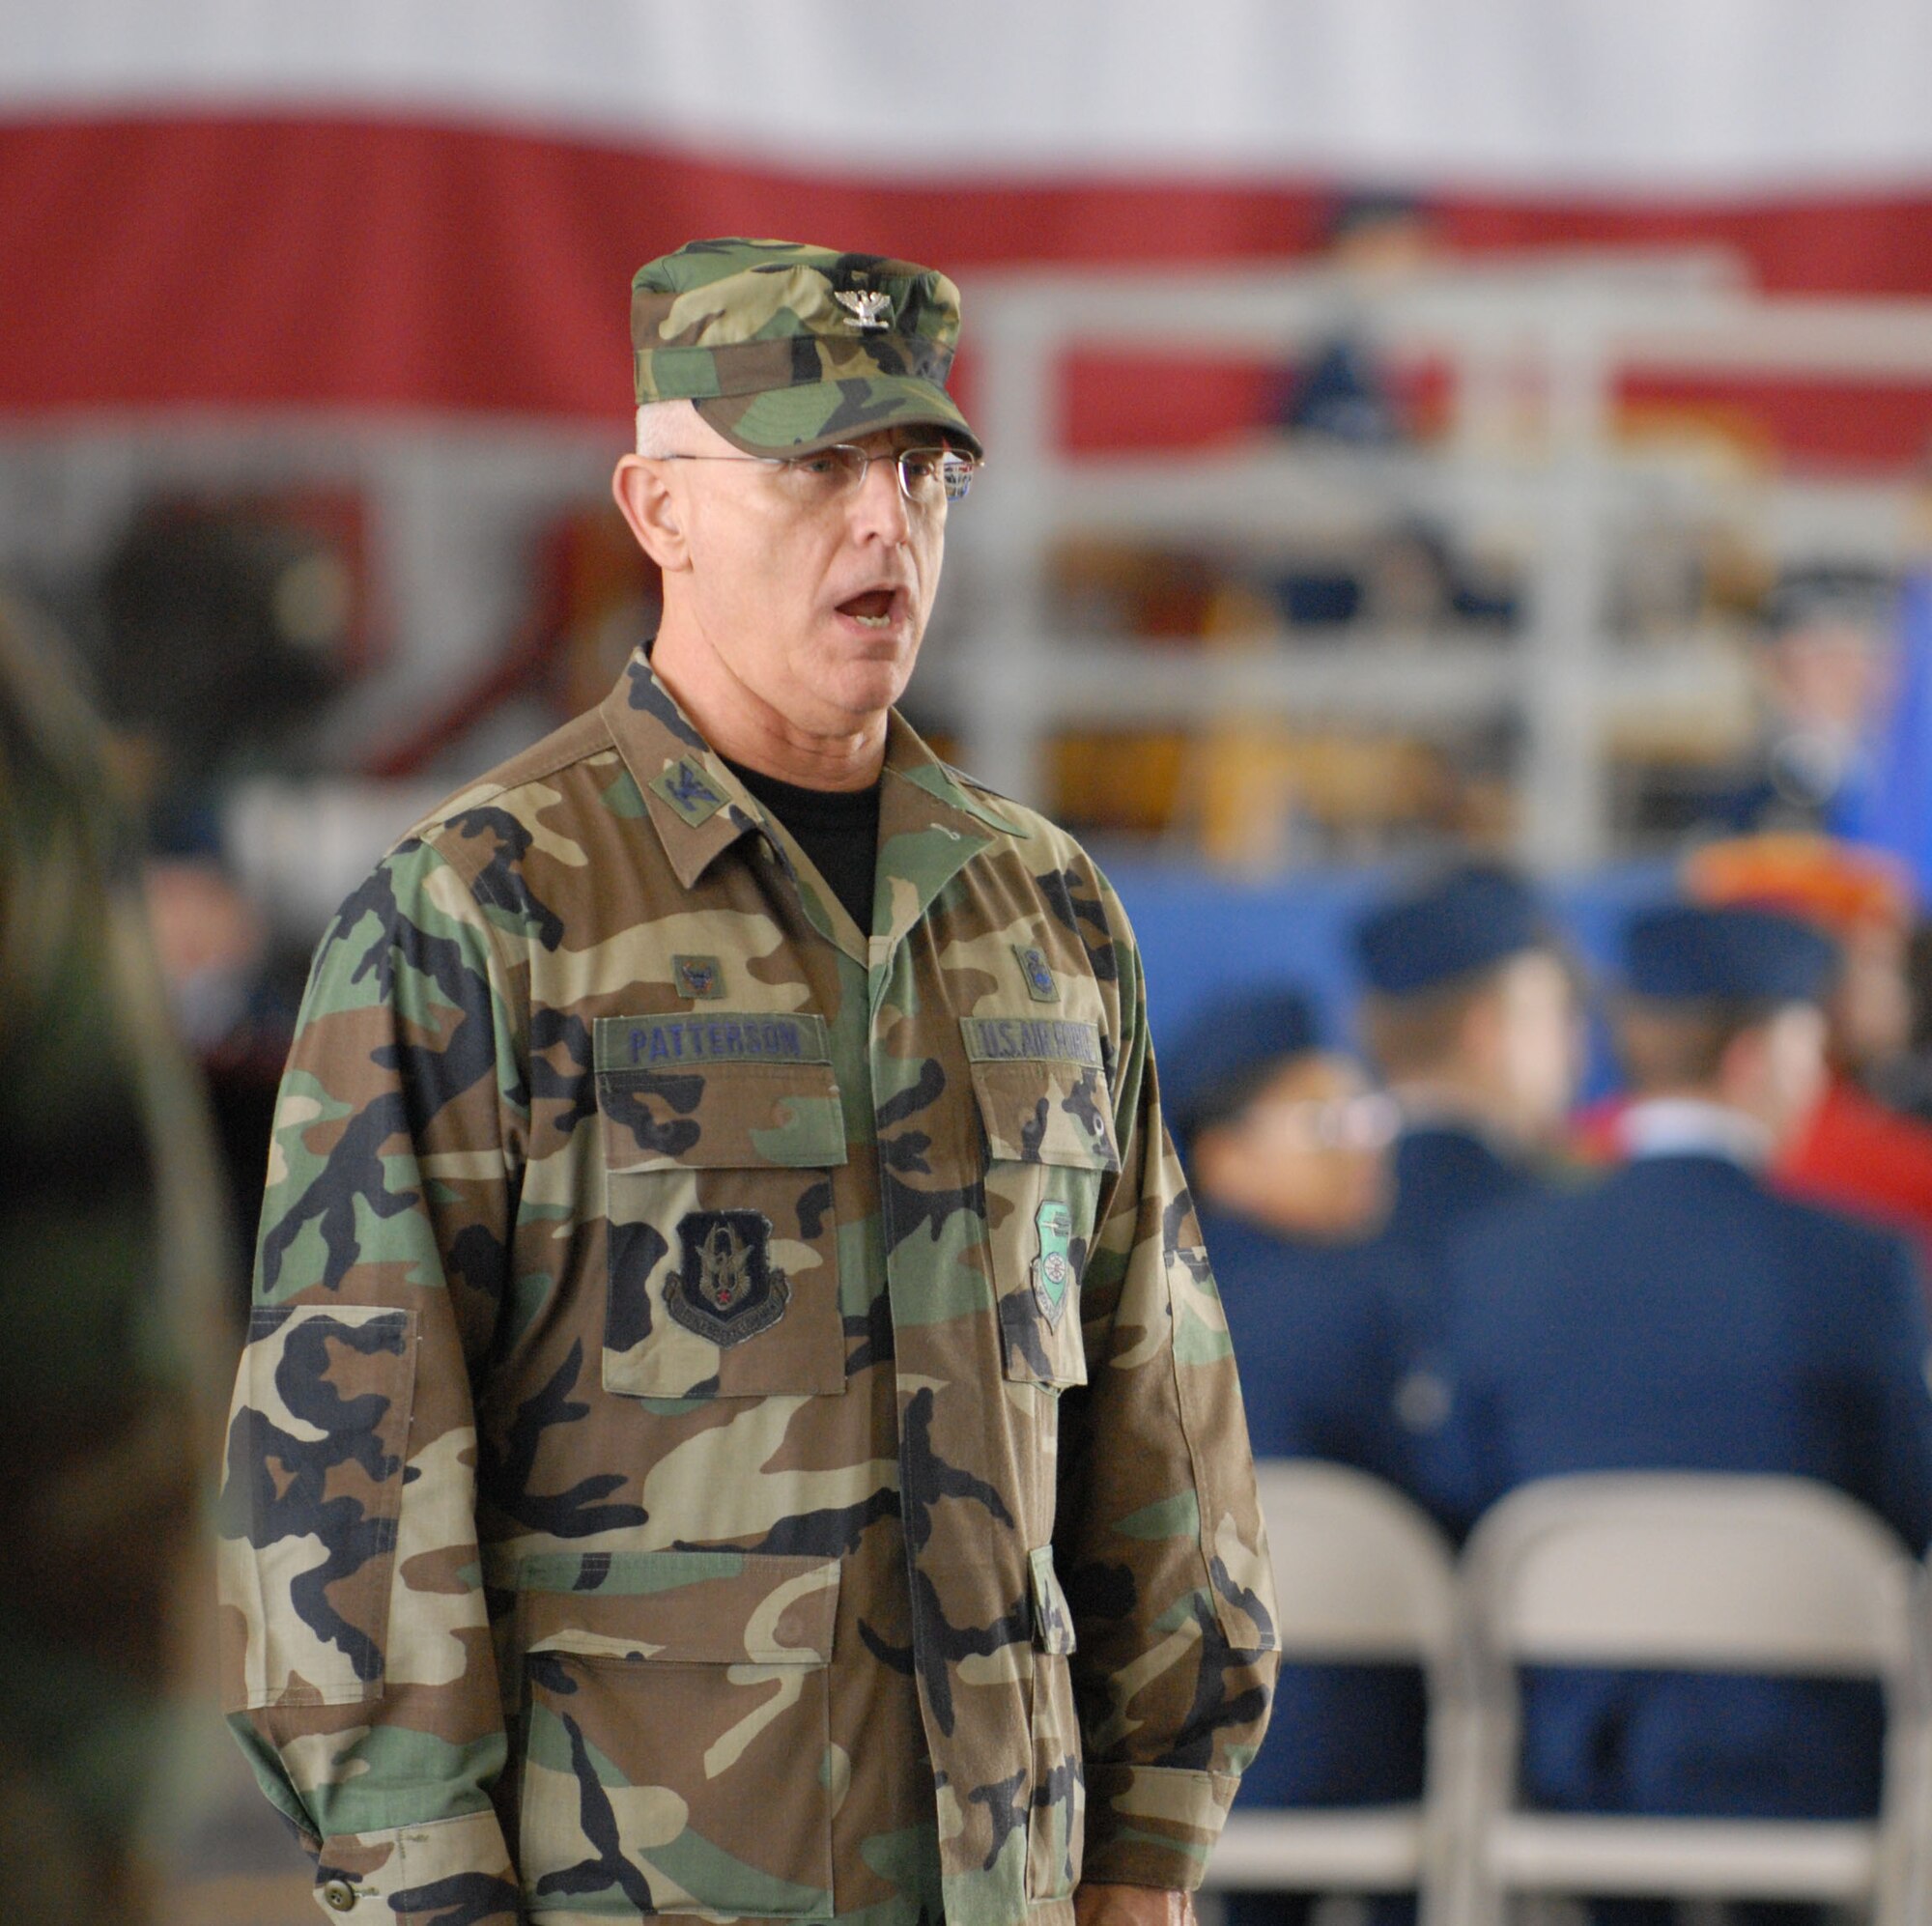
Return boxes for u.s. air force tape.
[960,1015,1103,1067]
[594,1012,833,1070]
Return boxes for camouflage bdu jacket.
[219,647,1278,1926]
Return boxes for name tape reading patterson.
[596,1012,834,1069]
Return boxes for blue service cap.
[1624,902,1838,1004]
[1354,863,1548,996]
[1163,985,1322,1147]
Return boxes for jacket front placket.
[608,666,1047,1923]
[866,729,1050,1926]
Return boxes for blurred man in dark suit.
[1436,902,1932,1926]
[1349,864,1582,1482]
[1172,985,1397,1470]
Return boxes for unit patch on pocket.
[668,1209,790,1345]
[1032,1199,1074,1329]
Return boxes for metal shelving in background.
[932,253,1932,869]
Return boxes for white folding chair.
[1203,1459,1467,1926]
[1454,1473,1929,1926]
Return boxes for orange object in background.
[1685,834,1932,1277]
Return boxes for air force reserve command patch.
[668,1210,789,1345]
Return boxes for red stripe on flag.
[6,113,1932,461]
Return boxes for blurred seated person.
[1685,833,1932,1278]
[1436,903,1932,1926]
[1172,984,1397,1468]
[1713,566,1894,837]
[1350,864,1582,1478]
[1274,191,1439,446]
[1168,986,1408,1926]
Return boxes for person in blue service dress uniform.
[1347,864,1583,1489]
[1435,901,1932,1926]
[1168,986,1412,1926]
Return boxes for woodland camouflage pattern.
[218,648,1277,1925]
[631,239,982,459]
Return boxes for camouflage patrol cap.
[631,238,982,459]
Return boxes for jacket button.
[321,1881,357,1912]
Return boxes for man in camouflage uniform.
[218,239,1279,1926]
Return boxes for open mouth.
[837,587,900,631]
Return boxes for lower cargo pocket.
[514,1549,840,1922]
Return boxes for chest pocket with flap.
[595,1013,848,1400]
[963,1015,1121,1389]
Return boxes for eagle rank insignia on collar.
[834,288,894,331]
[668,1210,790,1345]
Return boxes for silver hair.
[635,399,697,458]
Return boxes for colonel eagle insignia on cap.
[629,239,981,456]
[835,288,894,331]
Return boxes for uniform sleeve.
[1052,870,1279,1890]
[215,836,525,1922]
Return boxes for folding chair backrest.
[1463,1473,1917,1679]
[1257,1458,1458,1666]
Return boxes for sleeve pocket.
[968,1059,1119,1387]
[217,1301,419,1711]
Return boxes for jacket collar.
[1622,1096,1775,1170]
[601,644,1025,969]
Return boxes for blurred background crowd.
[10,3,1932,1920]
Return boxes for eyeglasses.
[653,442,980,509]
[1243,1091,1401,1153]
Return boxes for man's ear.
[1458,982,1505,1075]
[1715,1021,1769,1110]
[612,455,691,574]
